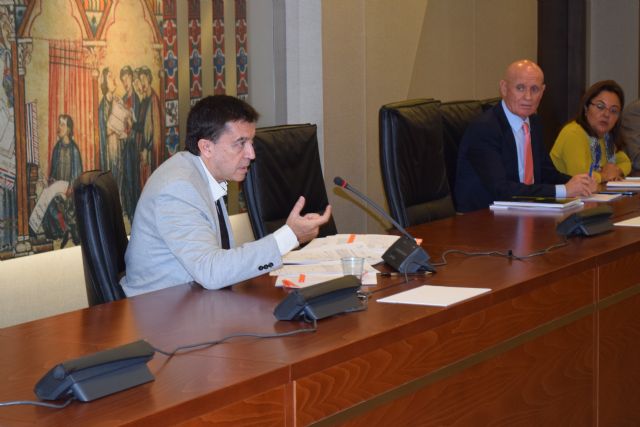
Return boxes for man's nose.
[245,142,256,159]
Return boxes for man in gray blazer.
[121,95,332,297]
[622,98,640,171]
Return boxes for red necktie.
[523,122,533,184]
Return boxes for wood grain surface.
[1,195,640,426]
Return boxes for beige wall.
[322,0,537,233]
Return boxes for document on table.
[271,260,379,287]
[275,234,402,288]
[377,285,491,307]
[614,216,640,227]
[282,234,400,265]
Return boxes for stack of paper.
[271,260,379,287]
[490,197,583,211]
[275,234,401,288]
[606,177,640,188]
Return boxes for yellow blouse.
[551,121,631,184]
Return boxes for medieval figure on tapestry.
[134,65,164,190]
[119,65,141,220]
[30,114,82,249]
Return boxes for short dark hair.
[575,79,625,150]
[185,95,259,155]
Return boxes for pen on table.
[379,272,429,277]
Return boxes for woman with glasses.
[551,80,631,183]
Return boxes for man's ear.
[197,139,211,158]
[499,79,507,98]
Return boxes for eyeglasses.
[590,101,620,116]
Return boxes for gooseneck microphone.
[333,177,414,241]
[334,176,435,273]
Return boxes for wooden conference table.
[2,195,640,426]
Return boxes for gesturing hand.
[286,196,333,244]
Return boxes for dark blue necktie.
[215,199,230,249]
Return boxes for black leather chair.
[379,99,455,228]
[480,96,501,111]
[73,170,127,306]
[243,124,337,239]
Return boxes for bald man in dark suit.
[455,59,595,212]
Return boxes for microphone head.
[333,176,347,187]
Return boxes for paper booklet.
[491,196,583,210]
[606,179,640,188]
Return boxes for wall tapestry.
[0,0,250,261]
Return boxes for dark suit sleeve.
[531,115,571,186]
[464,119,558,201]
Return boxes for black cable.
[151,321,318,357]
[362,239,570,298]
[0,397,75,409]
[430,238,569,267]
[0,324,320,408]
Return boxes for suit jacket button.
[268,262,274,268]
[258,265,264,271]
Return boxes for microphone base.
[382,236,435,273]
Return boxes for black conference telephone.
[556,205,613,237]
[273,275,365,321]
[34,340,155,402]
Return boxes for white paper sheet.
[377,285,490,307]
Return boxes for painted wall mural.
[0,0,248,260]
[234,0,246,99]
[212,0,225,95]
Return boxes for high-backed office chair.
[243,124,337,239]
[439,99,485,206]
[480,96,501,111]
[73,170,127,306]
[379,99,455,228]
